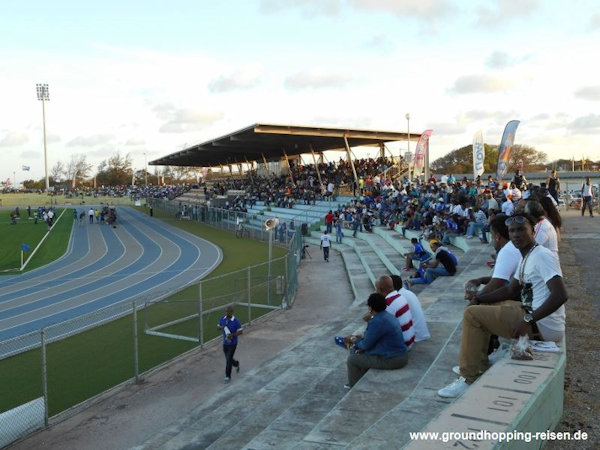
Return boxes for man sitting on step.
[438,213,568,398]
[406,240,457,287]
[391,274,431,342]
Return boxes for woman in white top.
[524,199,559,258]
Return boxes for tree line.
[430,143,598,175]
[21,152,202,189]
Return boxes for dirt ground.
[545,212,600,449]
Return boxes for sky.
[1,0,600,185]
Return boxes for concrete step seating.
[137,235,506,449]
[139,200,565,449]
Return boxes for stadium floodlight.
[405,113,412,180]
[36,84,50,191]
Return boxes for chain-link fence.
[0,213,304,447]
[148,198,315,247]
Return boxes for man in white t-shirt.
[320,230,331,262]
[465,216,521,297]
[438,212,567,398]
[581,177,594,217]
[391,274,430,342]
[373,276,416,349]
[501,196,514,216]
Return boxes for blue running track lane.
[0,207,222,341]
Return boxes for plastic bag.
[511,335,534,360]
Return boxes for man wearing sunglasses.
[438,213,567,398]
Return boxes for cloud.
[125,138,146,146]
[449,75,515,94]
[0,132,29,147]
[427,121,466,135]
[485,51,522,69]
[476,0,539,27]
[529,113,550,122]
[349,0,455,19]
[259,0,454,20]
[151,103,177,120]
[259,0,341,17]
[362,34,395,51]
[591,13,600,30]
[209,67,262,93]
[159,109,224,133]
[67,134,115,147]
[574,85,600,101]
[285,71,354,90]
[309,115,373,128]
[47,134,61,143]
[567,114,600,134]
[463,110,515,122]
[20,151,39,159]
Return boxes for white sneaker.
[488,348,505,366]
[452,366,484,376]
[224,377,231,383]
[438,377,469,398]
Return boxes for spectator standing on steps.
[325,210,334,233]
[546,170,560,203]
[217,306,243,383]
[581,177,594,217]
[320,230,331,262]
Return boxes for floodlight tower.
[36,84,50,191]
[405,113,411,180]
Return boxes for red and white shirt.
[385,290,415,349]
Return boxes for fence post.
[41,329,49,427]
[198,282,204,347]
[133,301,140,384]
[247,267,252,325]
[283,257,289,309]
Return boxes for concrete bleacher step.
[301,246,492,448]
[303,236,373,301]
[135,227,519,450]
[358,232,404,275]
[137,301,371,450]
[372,226,411,256]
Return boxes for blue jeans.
[336,230,343,243]
[411,266,450,284]
[582,196,593,216]
[326,222,333,233]
[466,222,484,237]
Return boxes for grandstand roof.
[149,123,421,167]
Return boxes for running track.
[0,207,222,342]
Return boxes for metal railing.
[0,206,304,447]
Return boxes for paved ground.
[546,210,600,449]
[11,245,353,450]
[0,207,221,347]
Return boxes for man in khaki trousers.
[438,213,568,398]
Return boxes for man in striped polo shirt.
[375,275,415,349]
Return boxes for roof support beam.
[343,136,359,188]
[310,145,324,191]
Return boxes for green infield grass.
[0,192,138,209]
[0,209,73,273]
[0,213,289,417]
